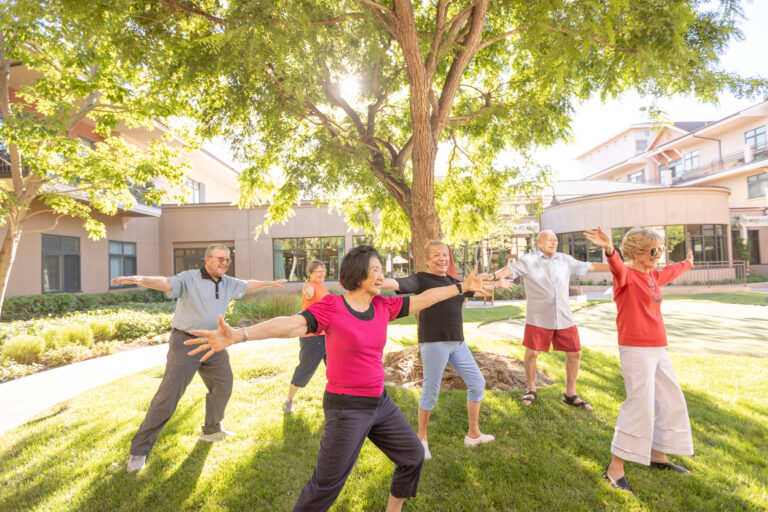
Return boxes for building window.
[185,178,204,204]
[669,159,684,179]
[42,234,80,293]
[745,126,766,150]
[174,246,236,276]
[687,224,727,262]
[556,232,602,263]
[635,140,647,153]
[109,241,137,287]
[747,172,767,199]
[684,151,699,172]
[628,170,644,183]
[273,237,345,281]
[658,164,667,185]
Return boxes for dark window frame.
[41,234,81,293]
[273,236,345,282]
[109,240,137,289]
[173,246,236,277]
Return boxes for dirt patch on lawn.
[383,345,553,391]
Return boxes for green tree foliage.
[0,1,188,314]
[103,1,766,267]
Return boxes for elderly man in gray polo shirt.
[493,230,608,409]
[111,244,286,472]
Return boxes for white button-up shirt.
[506,251,591,330]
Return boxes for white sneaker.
[464,433,495,447]
[126,455,146,472]
[199,429,235,442]
[283,399,293,413]
[421,439,432,460]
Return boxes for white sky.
[542,0,768,180]
[205,1,768,178]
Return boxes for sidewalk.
[0,338,283,435]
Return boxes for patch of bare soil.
[383,345,553,391]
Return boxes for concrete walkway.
[0,338,285,435]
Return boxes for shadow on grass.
[1,348,766,511]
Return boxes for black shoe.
[603,467,634,494]
[650,461,690,473]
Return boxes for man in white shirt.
[493,230,608,409]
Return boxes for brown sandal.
[521,390,536,405]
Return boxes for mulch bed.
[383,345,553,391]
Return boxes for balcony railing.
[670,260,747,285]
[673,145,768,184]
[623,144,768,186]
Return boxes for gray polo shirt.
[506,251,591,330]
[167,268,248,332]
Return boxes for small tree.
[0,2,187,314]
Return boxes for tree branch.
[542,24,638,54]
[356,0,397,35]
[160,1,248,25]
[478,25,529,52]
[425,0,448,82]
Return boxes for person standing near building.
[493,230,608,409]
[381,240,494,460]
[585,226,694,493]
[111,244,286,472]
[283,259,329,413]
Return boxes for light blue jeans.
[419,341,485,410]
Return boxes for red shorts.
[523,324,581,353]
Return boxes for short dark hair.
[339,245,381,291]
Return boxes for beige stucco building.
[540,101,768,277]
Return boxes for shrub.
[41,327,64,349]
[89,320,117,342]
[40,345,91,366]
[0,289,169,321]
[59,324,94,347]
[229,292,302,326]
[2,334,46,364]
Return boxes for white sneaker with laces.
[464,433,495,447]
[421,439,432,460]
[126,455,146,472]
[199,429,235,442]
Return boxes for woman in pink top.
[186,245,492,512]
[585,227,694,495]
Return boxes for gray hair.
[621,227,663,260]
[306,259,325,274]
[424,240,448,258]
[205,244,230,258]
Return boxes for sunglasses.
[648,247,664,257]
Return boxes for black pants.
[293,392,424,512]
[130,329,233,456]
[290,335,326,388]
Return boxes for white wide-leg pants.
[611,346,694,465]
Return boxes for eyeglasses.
[648,247,664,257]
[211,257,231,264]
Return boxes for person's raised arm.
[110,275,172,292]
[407,268,493,315]
[185,313,308,362]
[381,278,401,292]
[588,263,610,272]
[246,278,288,293]
[584,227,614,255]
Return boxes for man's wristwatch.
[455,282,463,294]
[241,327,249,343]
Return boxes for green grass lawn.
[1,295,766,511]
